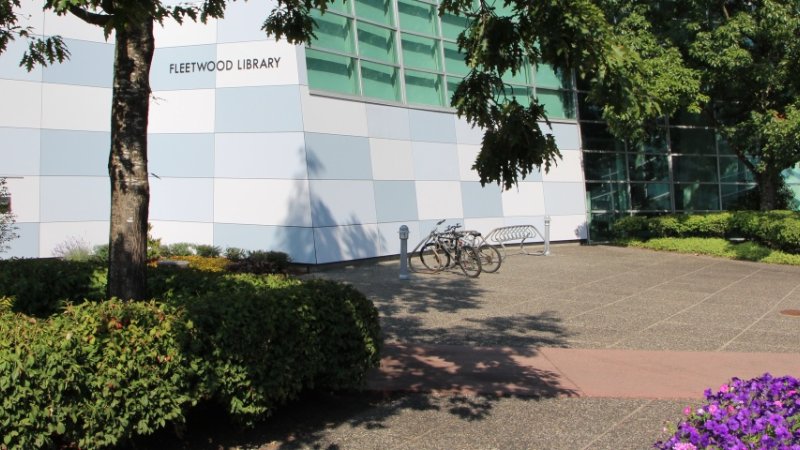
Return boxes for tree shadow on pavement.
[141,260,576,450]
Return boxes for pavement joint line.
[606,267,765,349]
[438,252,721,330]
[566,258,726,322]
[716,278,800,351]
[538,348,586,397]
[578,399,655,450]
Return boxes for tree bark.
[757,170,780,211]
[106,19,154,300]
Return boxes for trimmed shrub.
[224,247,246,262]
[194,244,222,258]
[161,242,195,258]
[613,211,800,254]
[0,259,106,317]
[179,277,381,425]
[169,255,230,272]
[0,300,193,450]
[229,250,291,274]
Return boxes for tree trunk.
[107,19,154,300]
[757,170,780,211]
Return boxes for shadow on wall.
[276,145,384,264]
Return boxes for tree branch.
[68,5,112,26]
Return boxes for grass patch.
[616,237,800,265]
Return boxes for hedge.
[612,211,800,253]
[0,265,382,449]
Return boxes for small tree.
[0,178,18,255]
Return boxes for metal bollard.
[398,225,410,280]
[544,216,551,256]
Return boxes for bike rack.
[485,219,551,259]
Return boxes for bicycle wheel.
[458,246,482,278]
[477,244,502,273]
[419,242,449,272]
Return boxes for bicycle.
[408,219,481,278]
[459,229,502,273]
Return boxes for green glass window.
[443,41,469,76]
[309,11,355,54]
[500,85,530,107]
[361,61,401,101]
[535,64,570,89]
[629,127,668,153]
[721,184,757,209]
[537,88,575,119]
[585,182,629,212]
[487,0,514,17]
[716,134,736,156]
[675,183,720,211]
[357,22,396,63]
[670,127,716,154]
[355,0,394,25]
[441,13,469,40]
[405,69,445,106]
[670,109,712,127]
[581,122,624,152]
[306,49,359,95]
[628,154,669,182]
[501,64,527,85]
[589,212,623,242]
[784,163,800,184]
[673,155,718,183]
[630,183,671,210]
[583,152,626,181]
[447,75,462,104]
[398,0,438,35]
[401,33,441,71]
[577,93,602,121]
[719,157,755,183]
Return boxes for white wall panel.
[370,138,414,180]
[415,181,463,220]
[541,150,585,182]
[0,80,41,128]
[376,221,420,256]
[39,221,108,257]
[214,178,311,226]
[501,182,546,217]
[43,10,112,42]
[463,217,505,236]
[155,17,218,47]
[216,41,299,87]
[5,176,40,222]
[455,117,483,145]
[313,223,381,263]
[150,221,214,245]
[547,214,588,240]
[300,88,368,136]
[41,84,110,131]
[149,89,215,133]
[457,144,480,181]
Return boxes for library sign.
[168,57,282,74]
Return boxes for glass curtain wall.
[580,91,759,241]
[305,0,575,115]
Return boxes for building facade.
[0,0,587,263]
[2,0,798,262]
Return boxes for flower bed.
[656,374,800,449]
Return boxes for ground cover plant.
[655,373,800,449]
[612,211,800,265]
[0,258,381,449]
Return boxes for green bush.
[0,259,106,317]
[180,277,381,424]
[229,250,292,274]
[0,261,383,446]
[0,300,193,449]
[613,211,800,254]
[161,242,195,257]
[194,244,221,258]
[224,247,246,261]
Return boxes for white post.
[399,225,410,280]
[544,216,551,256]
